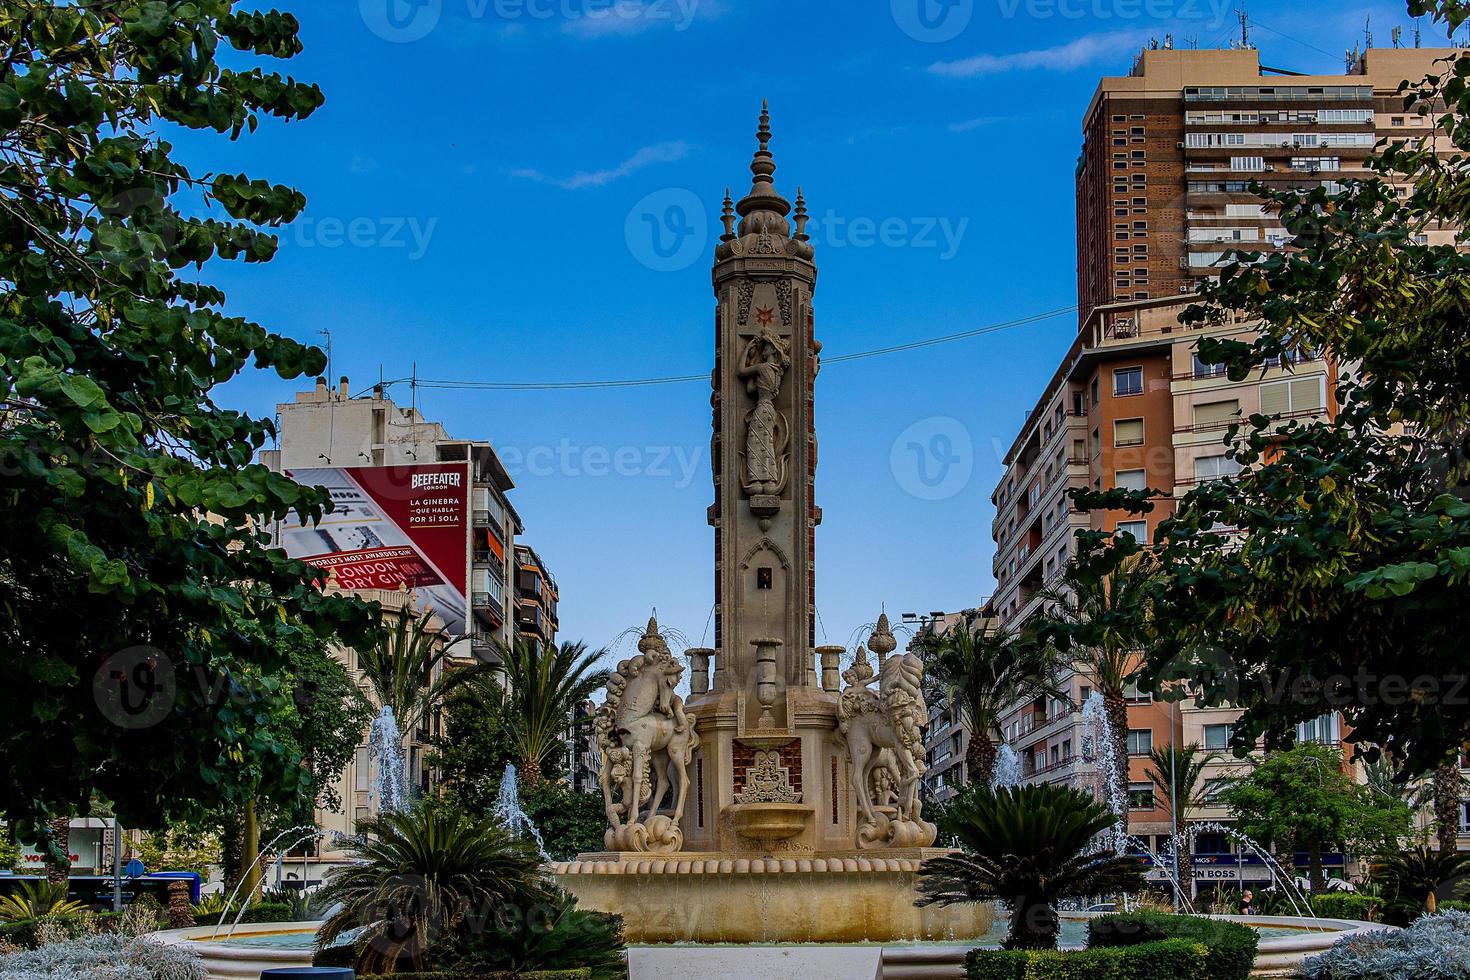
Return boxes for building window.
[1129,785,1156,810]
[1193,398,1240,428]
[1114,367,1144,396]
[1194,454,1242,483]
[1192,353,1228,379]
[1297,713,1340,746]
[1123,679,1152,704]
[1114,418,1145,447]
[1203,724,1233,751]
[1118,520,1149,545]
[1115,469,1147,492]
[1204,781,1232,807]
[1261,376,1326,417]
[1127,729,1154,756]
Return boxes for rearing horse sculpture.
[595,616,700,853]
[837,614,938,850]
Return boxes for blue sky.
[197,0,1439,658]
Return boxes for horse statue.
[837,614,938,850]
[595,615,700,853]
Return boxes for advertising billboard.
[279,464,471,635]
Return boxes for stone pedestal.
[554,850,993,944]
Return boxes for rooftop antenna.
[1236,6,1252,49]
[318,328,333,394]
[1392,26,1403,49]
[1414,20,1422,48]
[1364,16,1373,51]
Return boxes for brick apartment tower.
[1076,46,1456,326]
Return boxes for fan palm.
[919,622,1065,788]
[917,783,1146,950]
[1040,554,1162,835]
[1372,845,1470,915]
[315,803,550,973]
[485,640,611,787]
[0,880,86,922]
[1147,742,1220,897]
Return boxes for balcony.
[516,604,549,638]
[472,591,504,624]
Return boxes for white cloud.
[929,31,1143,78]
[511,141,692,190]
[948,116,1004,133]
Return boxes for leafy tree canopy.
[1065,0,1470,776]
[0,1,377,846]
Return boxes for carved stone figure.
[596,616,700,853]
[737,324,791,499]
[836,615,938,850]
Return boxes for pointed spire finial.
[735,100,791,235]
[720,187,737,242]
[793,186,810,242]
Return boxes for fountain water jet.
[368,705,409,814]
[493,763,549,860]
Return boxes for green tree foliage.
[133,826,221,878]
[1372,844,1470,916]
[0,2,377,845]
[1219,744,1413,893]
[917,783,1146,950]
[429,686,521,817]
[917,619,1065,788]
[0,819,20,873]
[520,783,608,862]
[492,641,610,787]
[1065,1,1470,776]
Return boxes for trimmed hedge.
[1087,912,1258,980]
[1308,893,1382,922]
[966,938,1208,980]
[357,972,591,980]
[192,901,295,926]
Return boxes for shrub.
[0,931,206,979]
[1087,912,1257,980]
[1309,893,1383,923]
[1301,909,1470,979]
[0,882,87,922]
[0,910,127,949]
[191,901,294,927]
[436,890,625,980]
[966,938,1209,979]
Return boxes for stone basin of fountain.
[728,802,813,842]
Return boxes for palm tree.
[43,816,69,886]
[490,640,611,787]
[1372,845,1470,916]
[1147,742,1220,898]
[1434,757,1464,854]
[919,622,1065,788]
[917,783,1146,950]
[315,803,549,973]
[355,612,495,739]
[1041,554,1162,835]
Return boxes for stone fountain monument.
[553,106,991,946]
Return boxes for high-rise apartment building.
[261,376,523,658]
[1076,45,1458,326]
[514,543,560,647]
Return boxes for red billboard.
[279,464,471,635]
